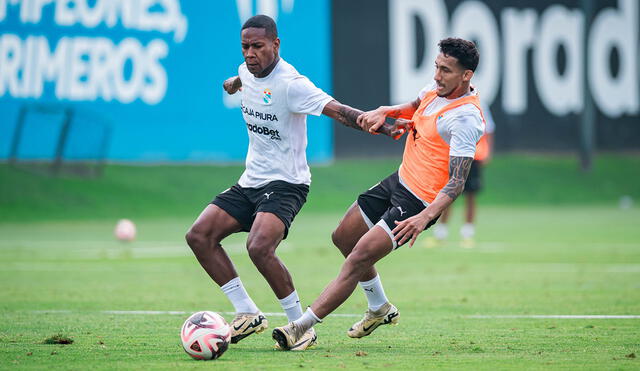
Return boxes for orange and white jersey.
[398,86,485,203]
[474,102,495,161]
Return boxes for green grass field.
[1,155,639,369]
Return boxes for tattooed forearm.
[336,105,364,131]
[441,156,474,200]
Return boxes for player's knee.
[185,226,218,252]
[246,238,276,264]
[331,228,345,248]
[185,228,204,249]
[332,227,354,256]
[345,248,373,273]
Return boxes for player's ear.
[273,37,280,54]
[463,70,474,82]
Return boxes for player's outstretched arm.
[223,76,242,95]
[391,156,474,247]
[358,98,421,134]
[322,100,407,139]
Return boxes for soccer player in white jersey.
[272,38,484,350]
[185,15,406,350]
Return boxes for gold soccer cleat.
[272,323,317,351]
[230,312,268,344]
[347,302,399,338]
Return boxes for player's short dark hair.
[242,15,278,40]
[438,38,479,72]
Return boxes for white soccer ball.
[114,219,136,242]
[181,311,231,360]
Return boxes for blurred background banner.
[333,0,639,157]
[1,0,637,164]
[0,0,332,163]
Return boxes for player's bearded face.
[241,27,280,76]
[433,53,470,98]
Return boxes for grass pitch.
[1,205,639,369]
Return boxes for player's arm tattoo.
[441,156,474,200]
[323,100,397,135]
[335,104,364,131]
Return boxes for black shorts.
[211,180,309,239]
[464,160,483,193]
[357,171,438,249]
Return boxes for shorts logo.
[397,206,407,216]
[263,89,272,104]
[264,192,274,199]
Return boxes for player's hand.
[357,107,388,133]
[223,76,242,95]
[374,118,413,140]
[389,118,413,140]
[392,214,430,248]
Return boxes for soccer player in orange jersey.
[273,38,486,350]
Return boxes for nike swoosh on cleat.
[292,335,315,349]
[233,320,248,331]
[362,323,379,332]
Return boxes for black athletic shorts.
[357,171,439,249]
[463,160,483,193]
[211,180,309,239]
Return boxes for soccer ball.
[114,219,136,242]
[181,311,231,360]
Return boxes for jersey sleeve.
[286,76,334,116]
[447,110,484,158]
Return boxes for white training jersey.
[417,84,484,158]
[236,59,333,188]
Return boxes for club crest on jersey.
[263,89,272,104]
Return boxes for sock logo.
[364,288,374,292]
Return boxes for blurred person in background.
[185,14,404,350]
[429,103,495,248]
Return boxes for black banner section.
[332,0,639,157]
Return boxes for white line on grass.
[467,315,640,319]
[32,310,360,318]
[31,310,640,319]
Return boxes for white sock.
[293,307,321,333]
[433,223,448,240]
[359,274,389,311]
[220,277,259,314]
[279,290,303,322]
[460,223,475,239]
